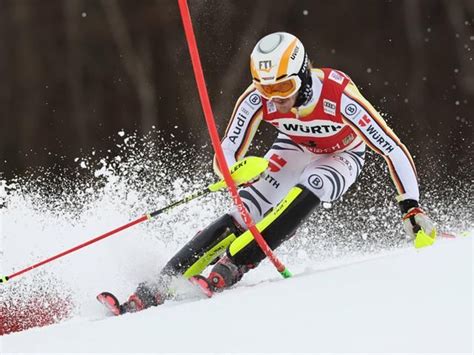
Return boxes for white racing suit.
[218,68,418,229]
[129,68,421,308]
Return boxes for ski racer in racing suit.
[113,32,436,314]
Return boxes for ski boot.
[189,256,254,297]
[208,256,254,292]
[122,282,165,313]
[189,275,214,298]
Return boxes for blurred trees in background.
[0,0,472,181]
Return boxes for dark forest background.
[0,0,472,182]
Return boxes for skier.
[98,32,436,315]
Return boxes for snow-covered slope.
[1,236,471,353]
[1,136,472,352]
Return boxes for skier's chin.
[272,96,297,114]
[275,105,293,114]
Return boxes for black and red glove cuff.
[398,199,419,214]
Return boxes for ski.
[97,292,122,316]
[189,275,214,298]
[97,277,213,317]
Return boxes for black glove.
[398,199,436,248]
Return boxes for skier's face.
[272,94,297,114]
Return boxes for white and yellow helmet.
[250,32,311,105]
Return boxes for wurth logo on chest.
[323,99,337,116]
[278,118,343,137]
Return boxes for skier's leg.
[300,143,366,202]
[208,184,321,291]
[204,137,314,291]
[230,134,313,227]
[124,136,312,310]
[122,213,243,312]
[207,143,366,291]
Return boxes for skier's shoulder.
[313,67,363,99]
[314,67,353,84]
[234,83,263,109]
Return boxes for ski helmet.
[250,32,312,106]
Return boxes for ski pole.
[0,156,268,284]
[178,0,292,278]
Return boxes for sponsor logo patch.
[249,93,261,106]
[308,174,324,189]
[344,103,358,117]
[290,45,300,60]
[342,133,355,145]
[277,118,343,137]
[266,100,277,114]
[264,174,280,189]
[328,70,344,84]
[268,154,287,173]
[365,124,395,154]
[323,99,337,116]
[358,114,371,127]
[259,60,273,72]
[228,111,248,144]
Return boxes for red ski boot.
[207,256,254,292]
[189,275,214,298]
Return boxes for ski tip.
[189,275,214,298]
[97,292,122,316]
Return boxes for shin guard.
[228,185,320,266]
[161,214,241,278]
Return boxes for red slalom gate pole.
[177,0,291,278]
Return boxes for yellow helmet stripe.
[276,38,298,79]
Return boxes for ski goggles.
[253,76,301,100]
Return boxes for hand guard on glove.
[399,199,437,248]
[213,156,267,186]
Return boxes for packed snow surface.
[1,236,472,353]
[0,132,472,352]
